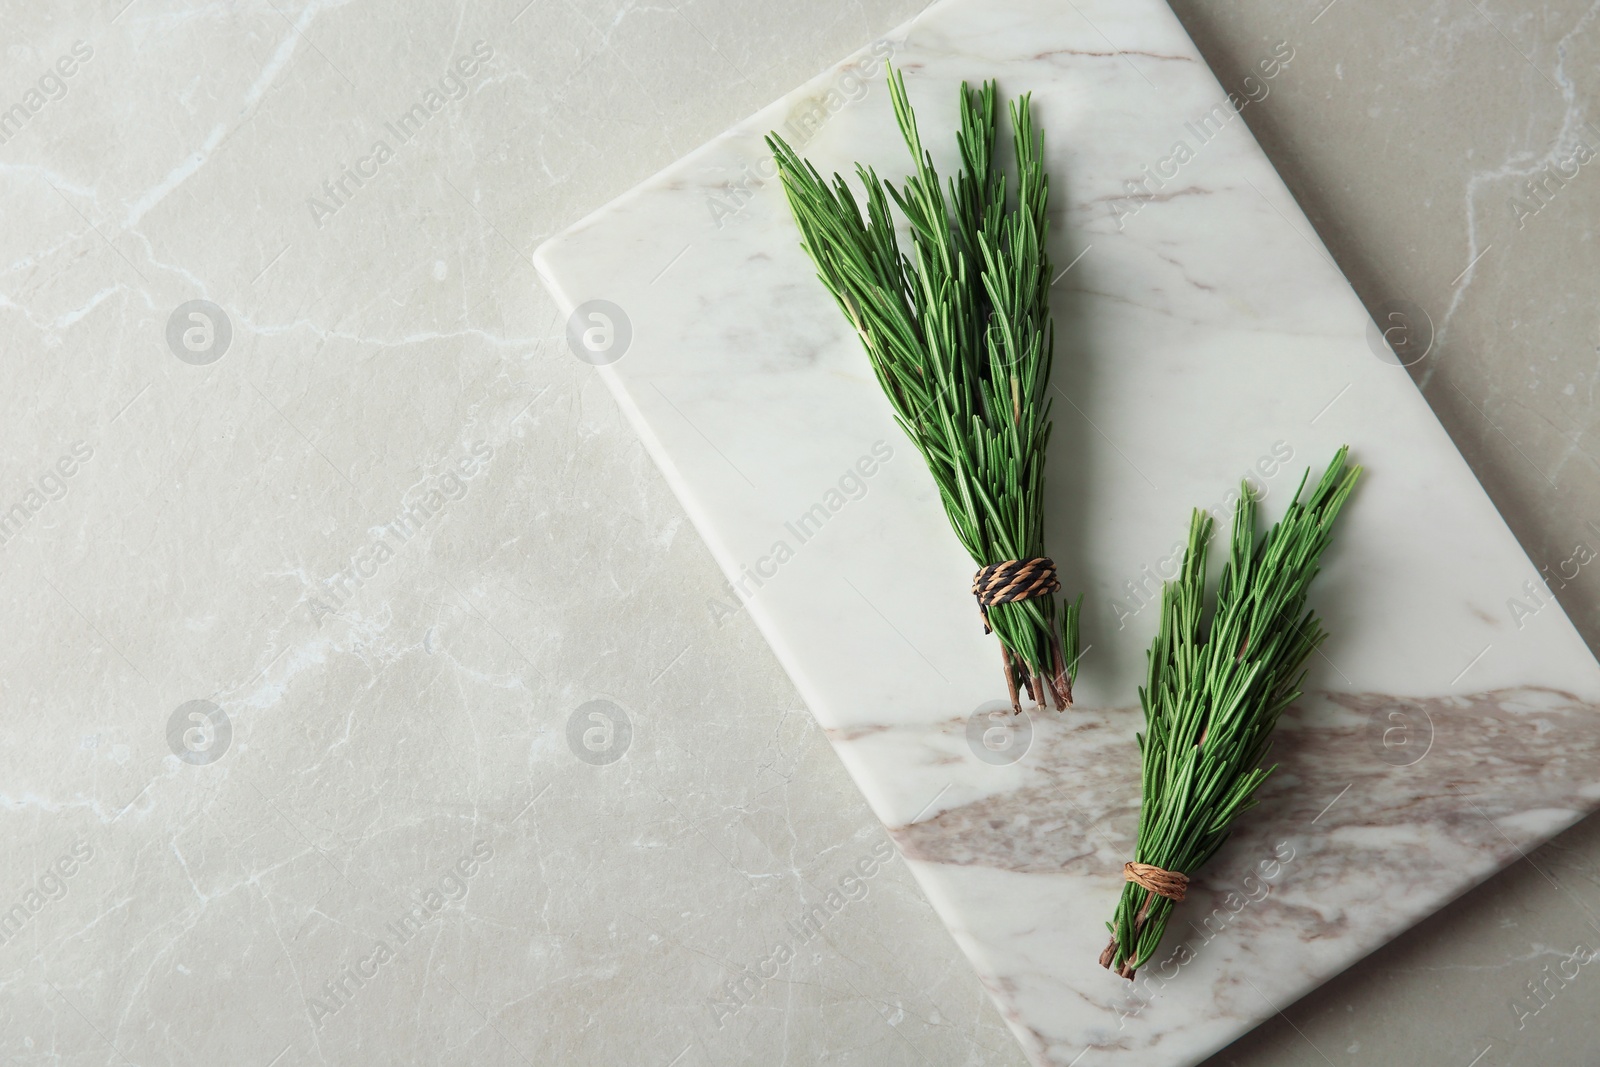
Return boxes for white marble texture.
[534,0,1600,1062]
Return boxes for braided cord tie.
[1122,861,1189,903]
[971,557,1060,634]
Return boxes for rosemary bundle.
[767,70,1081,711]
[1100,449,1361,979]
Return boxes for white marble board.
[533,0,1600,1062]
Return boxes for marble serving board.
[533,0,1600,1062]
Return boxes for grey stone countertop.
[1,1,1597,1064]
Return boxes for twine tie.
[971,556,1060,634]
[1122,861,1188,903]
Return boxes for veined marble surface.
[534,0,1600,1062]
[9,0,1600,1063]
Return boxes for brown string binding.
[1122,861,1188,903]
[971,557,1060,634]
[973,557,1067,712]
[1098,861,1190,980]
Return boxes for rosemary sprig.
[766,69,1082,710]
[1101,448,1362,978]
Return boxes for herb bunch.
[766,69,1081,710]
[1101,448,1361,978]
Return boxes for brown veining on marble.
[887,687,1600,886]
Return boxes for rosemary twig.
[766,68,1081,710]
[1100,448,1362,978]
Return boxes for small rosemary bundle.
[1100,449,1361,979]
[767,70,1081,711]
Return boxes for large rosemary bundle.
[1101,449,1361,978]
[767,70,1081,711]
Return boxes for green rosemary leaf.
[767,68,1079,710]
[1101,447,1362,979]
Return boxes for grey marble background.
[1,1,1596,1065]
